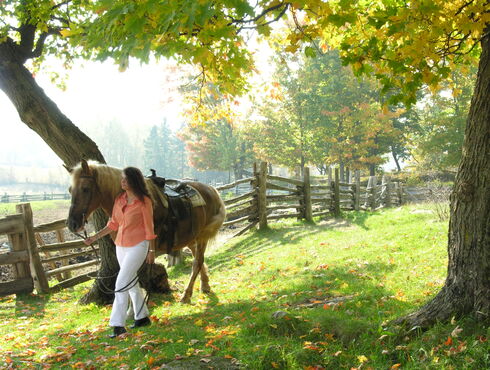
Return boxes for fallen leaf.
[147,357,155,366]
[444,336,453,346]
[451,326,463,338]
[357,355,368,363]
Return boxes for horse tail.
[200,185,226,244]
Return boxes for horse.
[66,159,226,303]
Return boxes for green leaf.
[305,46,316,58]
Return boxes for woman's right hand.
[83,236,95,246]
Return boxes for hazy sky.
[0,58,185,168]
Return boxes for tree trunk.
[339,162,345,182]
[391,147,402,172]
[0,38,169,304]
[394,31,490,329]
[369,164,376,176]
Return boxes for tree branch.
[31,28,61,58]
[17,23,37,62]
[238,4,290,31]
[51,0,72,10]
[229,2,289,24]
[454,0,475,16]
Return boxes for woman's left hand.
[146,250,155,264]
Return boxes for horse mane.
[71,161,123,201]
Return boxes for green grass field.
[0,200,70,216]
[0,204,488,369]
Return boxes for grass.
[0,200,70,216]
[0,204,489,369]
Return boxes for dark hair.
[123,167,150,201]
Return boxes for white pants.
[109,240,150,327]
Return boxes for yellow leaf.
[60,29,73,38]
[358,355,368,363]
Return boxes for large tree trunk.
[0,38,169,304]
[395,31,490,328]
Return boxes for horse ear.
[63,164,73,173]
[81,159,91,175]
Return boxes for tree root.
[139,263,172,294]
[388,285,490,336]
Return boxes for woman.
[84,167,157,338]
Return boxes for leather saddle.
[148,169,196,254]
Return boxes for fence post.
[303,167,313,222]
[257,162,268,230]
[55,229,72,280]
[339,163,345,183]
[16,203,50,293]
[385,176,392,207]
[7,232,30,282]
[332,168,340,216]
[370,176,378,210]
[354,170,361,211]
[398,182,404,204]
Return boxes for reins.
[72,225,152,318]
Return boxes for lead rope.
[72,221,152,319]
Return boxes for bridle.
[78,174,99,228]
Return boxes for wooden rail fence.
[0,203,99,297]
[0,165,405,296]
[1,192,70,203]
[217,162,405,233]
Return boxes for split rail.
[0,203,98,297]
[217,162,405,233]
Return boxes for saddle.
[148,169,196,254]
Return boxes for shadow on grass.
[169,225,317,281]
[0,256,417,369]
[341,210,373,230]
[0,292,51,320]
[169,213,382,284]
[145,261,414,369]
[157,263,413,369]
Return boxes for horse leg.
[186,242,211,294]
[199,262,211,293]
[181,240,207,303]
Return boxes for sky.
[0,58,185,168]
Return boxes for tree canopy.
[2,0,485,100]
[1,0,489,327]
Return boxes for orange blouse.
[107,193,157,247]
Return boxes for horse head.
[66,159,102,232]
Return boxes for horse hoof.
[180,296,191,304]
[201,286,211,294]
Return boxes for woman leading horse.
[66,160,226,308]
